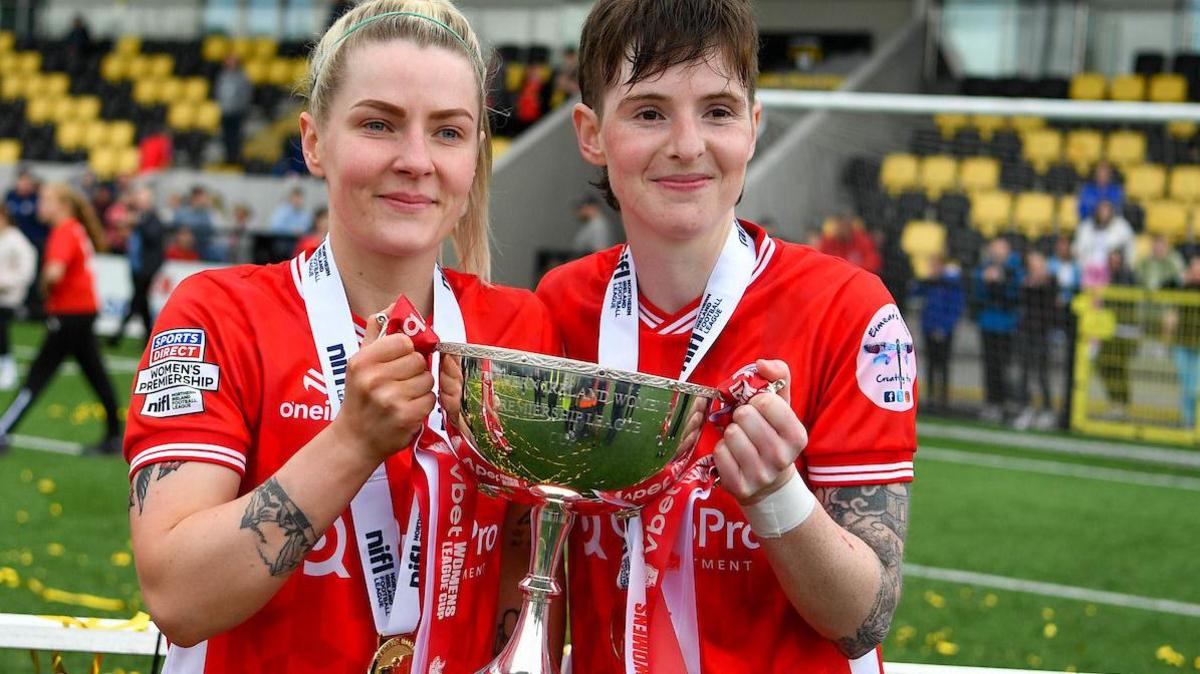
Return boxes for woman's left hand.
[712,359,809,504]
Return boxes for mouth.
[652,174,713,191]
[378,192,436,212]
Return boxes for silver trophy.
[436,343,717,674]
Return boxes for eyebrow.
[618,91,746,107]
[350,98,476,123]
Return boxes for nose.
[391,126,435,177]
[667,115,704,163]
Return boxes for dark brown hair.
[577,0,759,209]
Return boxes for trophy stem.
[478,488,576,674]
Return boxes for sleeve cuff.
[128,439,247,479]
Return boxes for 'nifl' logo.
[365,529,395,575]
[325,344,348,401]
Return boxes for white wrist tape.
[742,471,817,538]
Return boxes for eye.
[436,127,464,141]
[363,120,390,133]
[635,108,664,121]
[708,106,735,119]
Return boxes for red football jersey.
[44,218,97,315]
[125,256,559,674]
[536,222,917,674]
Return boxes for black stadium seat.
[1135,51,1166,76]
[910,127,947,156]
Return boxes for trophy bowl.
[435,343,718,674]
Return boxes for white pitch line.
[905,564,1200,618]
[11,345,140,374]
[11,434,83,455]
[919,422,1200,469]
[920,446,1200,492]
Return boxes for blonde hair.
[302,0,492,280]
[46,182,106,253]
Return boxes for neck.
[327,227,436,319]
[625,214,735,314]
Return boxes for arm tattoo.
[129,461,187,516]
[239,477,318,577]
[818,483,909,659]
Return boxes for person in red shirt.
[536,2,917,672]
[817,212,883,274]
[125,2,557,673]
[0,182,121,454]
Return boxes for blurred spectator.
[64,15,92,59]
[1048,235,1082,429]
[554,47,580,103]
[138,125,173,174]
[160,191,183,225]
[166,228,201,261]
[572,195,614,254]
[111,186,167,346]
[974,238,1023,423]
[1014,251,1059,430]
[103,187,134,253]
[910,254,964,412]
[275,135,309,176]
[1097,249,1138,418]
[1136,234,1185,291]
[174,186,218,260]
[514,64,551,132]
[268,187,313,237]
[1078,160,1124,222]
[216,55,253,165]
[294,207,329,257]
[6,168,44,250]
[0,205,36,389]
[818,213,881,274]
[1163,256,1200,427]
[228,202,255,263]
[1074,200,1135,288]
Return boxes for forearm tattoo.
[129,461,186,515]
[239,477,318,577]
[818,483,909,658]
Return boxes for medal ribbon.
[597,221,757,674]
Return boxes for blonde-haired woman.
[0,183,120,454]
[124,2,557,672]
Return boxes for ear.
[299,111,326,178]
[572,102,606,168]
[747,98,763,162]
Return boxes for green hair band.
[332,10,471,52]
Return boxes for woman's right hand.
[333,311,436,464]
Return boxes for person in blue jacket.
[911,253,964,412]
[974,238,1023,423]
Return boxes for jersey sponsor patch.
[140,386,205,417]
[856,303,916,411]
[135,360,221,395]
[148,328,206,365]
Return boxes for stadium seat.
[1043,162,1082,195]
[1134,51,1166,76]
[194,101,221,133]
[55,120,86,152]
[1058,195,1080,233]
[202,34,231,62]
[148,54,174,78]
[933,113,968,139]
[244,58,271,85]
[117,146,140,176]
[0,73,27,99]
[83,120,110,149]
[1069,73,1106,100]
[132,78,163,105]
[88,146,118,179]
[25,97,53,125]
[115,35,141,56]
[0,139,20,164]
[1065,129,1103,173]
[1170,165,1200,203]
[880,153,919,196]
[1145,200,1188,242]
[919,155,958,199]
[1014,192,1055,239]
[1109,74,1145,101]
[16,51,40,74]
[267,58,294,87]
[1168,120,1197,139]
[970,190,1012,237]
[1008,115,1045,135]
[1105,130,1147,168]
[231,36,256,61]
[167,102,196,131]
[959,156,1000,193]
[970,114,1005,141]
[1125,164,1167,202]
[182,76,210,102]
[900,220,946,279]
[252,36,278,61]
[42,73,69,97]
[1150,73,1188,103]
[109,120,135,147]
[1022,128,1062,171]
[100,54,131,82]
[0,32,13,54]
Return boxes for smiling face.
[574,53,759,244]
[300,39,480,261]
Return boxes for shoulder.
[763,240,881,299]
[444,268,555,344]
[536,246,622,303]
[167,262,294,315]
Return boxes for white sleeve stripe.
[129,449,246,477]
[136,442,245,461]
[807,469,914,483]
[808,461,914,474]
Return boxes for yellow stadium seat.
[16,51,40,74]
[203,34,230,62]
[0,139,21,164]
[1109,74,1145,101]
[504,62,526,93]
[919,154,958,199]
[1150,73,1188,103]
[0,52,18,75]
[116,146,140,177]
[1065,129,1103,173]
[1170,165,1200,203]
[1145,200,1188,242]
[0,74,27,100]
[1134,233,1154,265]
[0,32,14,53]
[1105,130,1146,169]
[181,76,210,102]
[1014,192,1055,239]
[231,36,255,61]
[758,72,784,89]
[132,78,163,105]
[148,54,174,78]
[167,103,197,131]
[491,136,512,160]
[83,120,110,149]
[291,59,309,88]
[109,120,135,147]
[115,35,141,56]
[100,54,130,82]
[55,120,86,152]
[1125,164,1166,202]
[267,58,293,87]
[901,220,947,279]
[1070,73,1106,100]
[880,153,919,196]
[252,36,277,60]
[1009,116,1046,135]
[25,97,53,125]
[50,97,75,123]
[1168,121,1197,139]
[159,78,184,103]
[42,73,69,97]
[1058,195,1079,233]
[959,156,1000,193]
[73,95,100,121]
[970,190,1012,237]
[933,113,968,139]
[244,58,270,85]
[88,147,118,180]
[1023,128,1062,171]
[126,55,152,81]
[195,101,221,133]
[970,114,1005,141]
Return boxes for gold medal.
[368,635,415,674]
